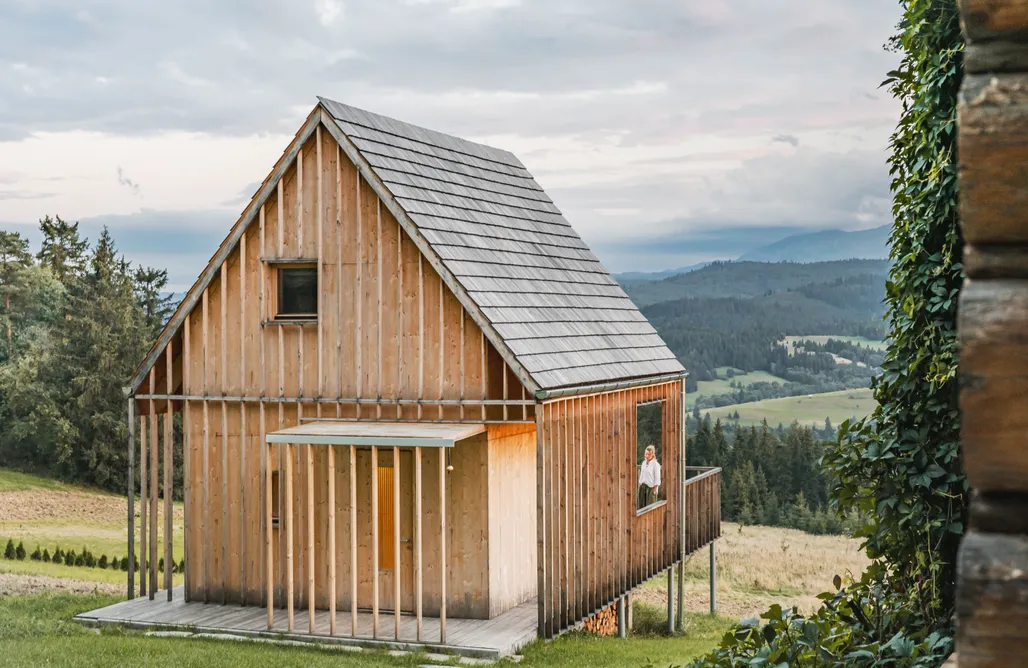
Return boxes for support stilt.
[709,541,717,616]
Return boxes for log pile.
[582,603,618,636]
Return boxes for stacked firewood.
[582,603,618,636]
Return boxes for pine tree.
[15,541,25,560]
[133,266,173,337]
[3,539,14,559]
[0,231,33,350]
[37,215,88,285]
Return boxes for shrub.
[51,551,63,565]
[178,559,185,573]
[110,556,119,570]
[74,554,84,567]
[4,539,15,560]
[15,541,26,560]
[158,557,164,573]
[30,546,41,561]
[97,554,108,569]
[42,548,50,562]
[83,548,96,568]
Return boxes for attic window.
[276,266,317,320]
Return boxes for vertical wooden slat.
[139,412,147,597]
[257,208,266,607]
[164,341,173,600]
[459,309,465,421]
[297,148,304,251]
[396,220,403,421]
[415,446,423,641]
[183,315,192,602]
[376,200,383,421]
[307,443,316,633]
[316,127,324,400]
[439,446,447,644]
[536,401,547,637]
[393,445,401,639]
[349,445,358,637]
[355,173,362,420]
[128,397,135,599]
[480,331,487,421]
[372,444,379,638]
[220,266,228,605]
[265,441,274,630]
[149,370,158,600]
[438,280,444,421]
[328,444,337,635]
[239,232,247,605]
[285,442,295,631]
[418,256,424,421]
[336,147,343,402]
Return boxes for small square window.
[277,267,317,319]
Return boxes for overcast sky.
[0,0,901,289]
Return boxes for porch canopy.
[266,421,486,447]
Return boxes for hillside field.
[693,368,789,399]
[702,388,877,427]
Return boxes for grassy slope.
[702,388,877,427]
[0,469,184,585]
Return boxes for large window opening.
[636,401,665,514]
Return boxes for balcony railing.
[683,466,722,555]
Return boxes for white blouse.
[638,459,661,488]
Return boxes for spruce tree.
[37,215,88,285]
[133,266,173,337]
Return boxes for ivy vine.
[688,0,966,664]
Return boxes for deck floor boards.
[76,587,537,658]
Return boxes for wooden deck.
[75,587,537,659]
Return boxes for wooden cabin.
[99,98,722,655]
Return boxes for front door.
[376,449,414,612]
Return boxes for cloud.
[116,167,140,195]
[772,134,800,147]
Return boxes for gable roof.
[129,100,683,398]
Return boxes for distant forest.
[0,218,172,492]
[620,260,889,397]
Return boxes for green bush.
[4,539,15,560]
[29,546,41,561]
[41,549,50,563]
[51,551,62,565]
[15,542,25,560]
[97,554,108,569]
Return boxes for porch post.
[709,541,717,616]
[440,447,447,644]
[617,596,626,638]
[667,567,674,634]
[127,396,135,599]
[678,381,687,631]
[266,441,274,630]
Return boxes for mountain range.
[615,225,889,283]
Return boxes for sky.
[0,0,902,290]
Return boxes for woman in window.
[637,444,661,508]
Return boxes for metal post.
[710,541,717,616]
[676,560,684,631]
[678,382,687,628]
[127,396,135,599]
[667,567,675,634]
[617,596,627,638]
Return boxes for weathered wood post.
[956,1,1028,664]
[126,394,135,599]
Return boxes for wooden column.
[414,446,423,641]
[328,444,337,636]
[164,343,173,600]
[306,443,315,633]
[149,371,158,600]
[127,397,135,600]
[265,441,274,631]
[371,444,379,638]
[956,3,1028,664]
[285,443,294,632]
[349,445,358,637]
[139,412,147,597]
[393,445,401,640]
[439,447,447,644]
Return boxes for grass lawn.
[782,335,887,352]
[0,469,76,493]
[693,369,789,400]
[0,592,731,667]
[702,389,877,428]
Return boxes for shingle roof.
[320,97,684,391]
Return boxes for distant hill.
[738,225,889,263]
[614,261,711,283]
[622,259,889,307]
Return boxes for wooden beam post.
[349,444,358,637]
[139,412,147,598]
[371,444,379,638]
[678,381,686,631]
[183,314,192,603]
[328,444,337,636]
[415,446,423,641]
[127,397,135,600]
[265,441,274,630]
[440,447,447,644]
[307,443,316,633]
[149,370,158,600]
[393,445,401,640]
[285,443,294,631]
[164,342,174,600]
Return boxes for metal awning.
[265,421,486,447]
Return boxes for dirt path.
[0,572,121,596]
